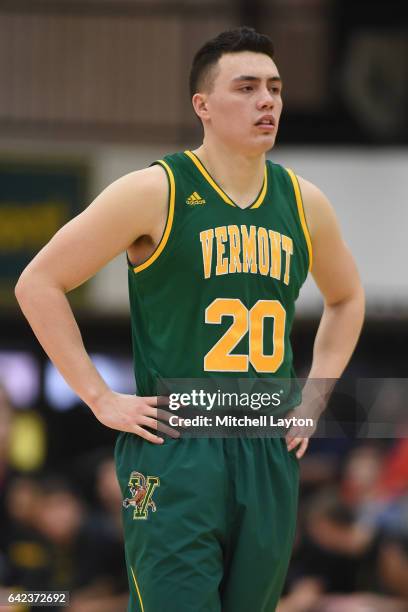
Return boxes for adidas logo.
[186,191,206,206]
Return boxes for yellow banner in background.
[0,159,88,307]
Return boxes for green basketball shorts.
[115,434,299,612]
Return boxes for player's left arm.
[287,176,365,457]
[302,176,365,377]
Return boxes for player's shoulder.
[107,163,168,198]
[85,163,170,238]
[297,175,328,204]
[295,175,337,239]
[96,164,169,222]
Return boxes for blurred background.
[0,0,407,610]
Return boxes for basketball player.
[15,27,364,612]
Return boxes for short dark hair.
[189,26,275,98]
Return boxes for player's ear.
[192,93,210,121]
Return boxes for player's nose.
[256,87,275,110]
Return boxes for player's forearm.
[15,274,109,410]
[308,286,365,380]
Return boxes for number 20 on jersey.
[204,298,286,373]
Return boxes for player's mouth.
[255,116,276,131]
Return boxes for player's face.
[201,51,283,155]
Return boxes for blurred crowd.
[1,384,408,611]
[279,437,408,611]
[0,385,127,612]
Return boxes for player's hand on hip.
[285,390,327,458]
[91,390,179,444]
[284,404,317,459]
[286,435,309,459]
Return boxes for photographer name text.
[169,415,314,428]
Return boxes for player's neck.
[193,139,266,209]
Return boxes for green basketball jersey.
[127,150,312,409]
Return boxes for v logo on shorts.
[123,471,160,520]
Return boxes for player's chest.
[171,206,297,288]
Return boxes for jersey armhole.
[285,168,313,272]
[130,159,176,274]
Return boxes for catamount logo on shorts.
[123,471,160,520]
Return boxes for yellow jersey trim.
[133,159,176,274]
[286,168,313,271]
[250,166,268,209]
[130,565,145,612]
[184,150,234,206]
[185,150,267,210]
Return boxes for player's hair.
[189,26,275,98]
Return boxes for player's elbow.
[15,266,35,306]
[346,281,365,314]
[325,282,365,326]
[346,283,365,330]
[335,283,364,307]
[15,264,58,307]
[355,281,365,307]
[354,282,366,322]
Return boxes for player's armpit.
[17,164,168,294]
[297,176,363,306]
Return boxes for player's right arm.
[15,165,172,444]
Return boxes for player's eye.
[240,86,253,92]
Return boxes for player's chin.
[260,131,276,144]
[250,134,276,154]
